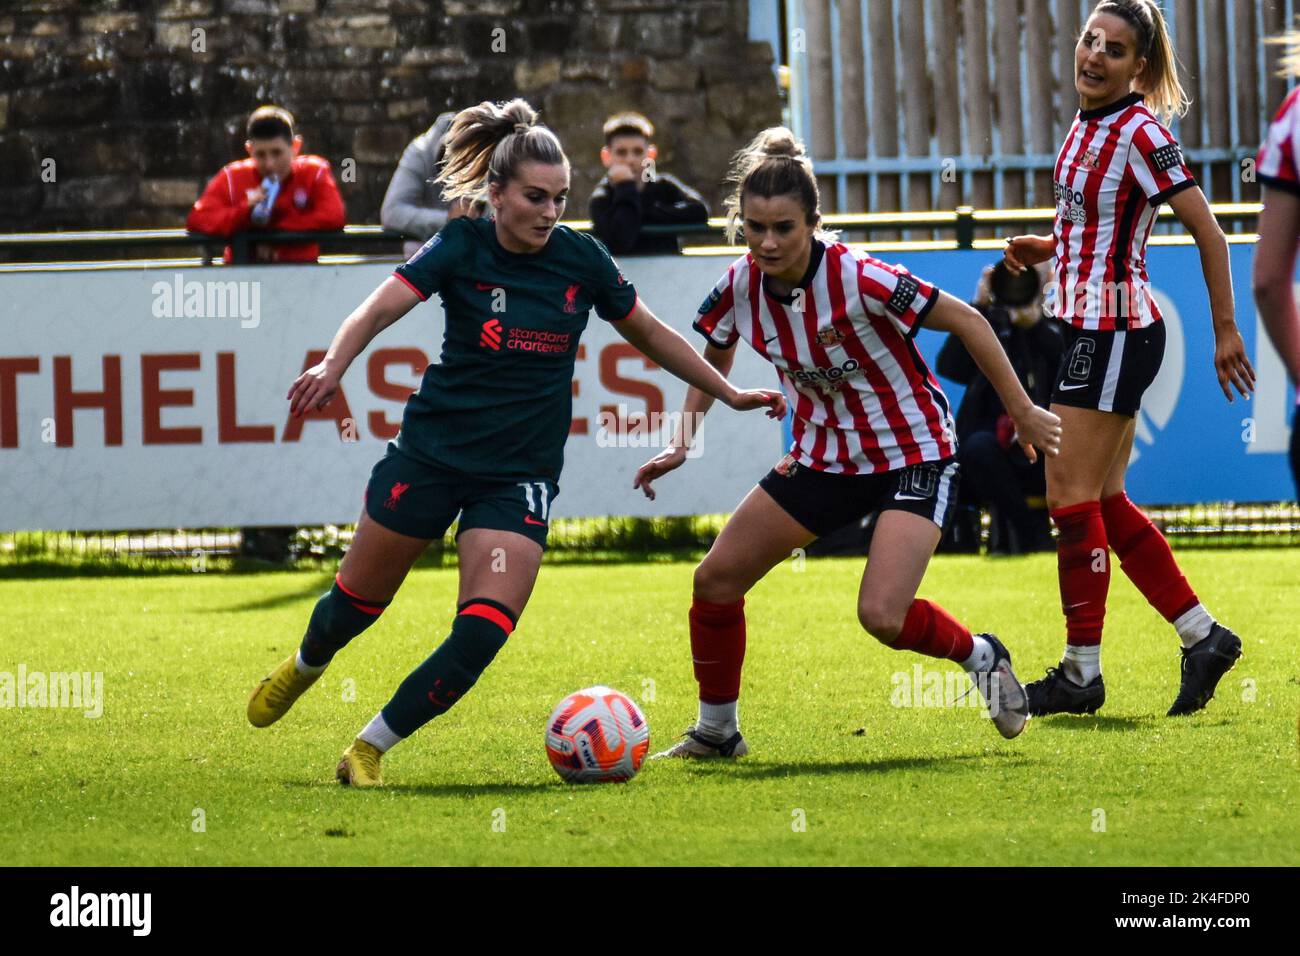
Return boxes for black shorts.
[1051,321,1166,416]
[363,447,558,549]
[758,454,961,537]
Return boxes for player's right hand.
[727,388,788,420]
[1003,235,1053,274]
[287,361,341,418]
[1213,325,1256,403]
[633,445,689,501]
[1009,403,1062,464]
[246,187,267,210]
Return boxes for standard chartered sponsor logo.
[506,328,572,353]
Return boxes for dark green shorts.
[363,447,559,549]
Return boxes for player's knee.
[692,560,745,604]
[857,599,904,644]
[332,575,391,619]
[1046,485,1092,512]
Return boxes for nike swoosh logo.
[524,515,547,526]
[1058,382,1089,391]
[894,493,931,502]
[763,334,780,345]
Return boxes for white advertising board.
[0,256,786,531]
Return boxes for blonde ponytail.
[434,98,566,204]
[1094,0,1190,124]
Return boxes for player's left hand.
[1213,326,1256,402]
[727,388,787,420]
[1009,404,1062,464]
[633,445,688,501]
[287,360,341,418]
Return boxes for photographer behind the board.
[938,260,1064,554]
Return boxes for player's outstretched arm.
[1253,187,1300,384]
[633,341,737,501]
[287,276,421,417]
[925,291,1062,463]
[1167,186,1255,403]
[614,299,786,418]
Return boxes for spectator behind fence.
[382,111,468,258]
[187,105,345,264]
[937,261,1064,554]
[588,111,708,255]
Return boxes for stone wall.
[0,0,782,233]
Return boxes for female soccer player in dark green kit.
[245,99,786,786]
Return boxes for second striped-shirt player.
[1253,48,1300,496]
[634,128,1062,756]
[1004,0,1255,720]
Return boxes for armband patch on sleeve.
[887,274,921,316]
[1150,143,1184,172]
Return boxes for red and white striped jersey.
[1258,87,1300,196]
[1050,92,1197,331]
[694,239,956,475]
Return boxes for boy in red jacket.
[187,105,345,263]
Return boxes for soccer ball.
[545,686,649,783]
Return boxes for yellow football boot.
[336,738,384,787]
[247,654,321,728]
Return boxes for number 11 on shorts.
[518,481,550,520]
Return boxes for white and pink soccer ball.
[545,686,649,783]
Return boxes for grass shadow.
[280,778,560,796]
[1028,714,1150,732]
[676,751,1036,781]
[215,574,336,613]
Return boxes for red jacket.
[187,155,346,263]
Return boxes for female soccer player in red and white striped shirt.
[1004,0,1255,719]
[634,128,1062,756]
[1253,32,1300,497]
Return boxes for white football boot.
[969,633,1030,739]
[651,725,749,759]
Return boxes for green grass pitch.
[2,550,1296,866]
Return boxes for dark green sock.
[298,577,390,667]
[380,599,516,738]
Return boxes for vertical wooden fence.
[754,0,1297,223]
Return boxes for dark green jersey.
[391,216,638,481]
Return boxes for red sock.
[1100,492,1199,622]
[892,599,974,662]
[690,597,746,705]
[1051,501,1109,646]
